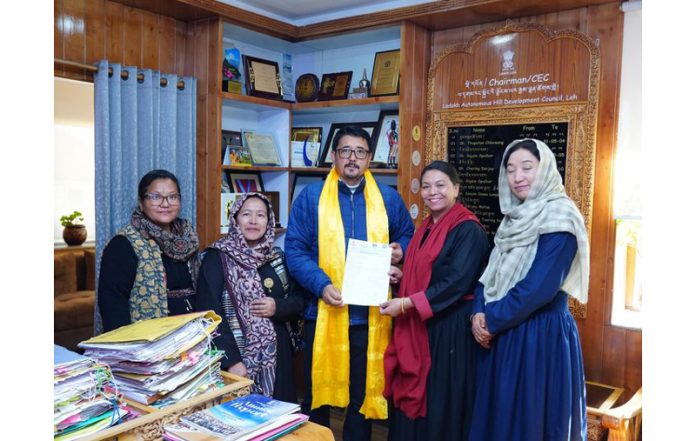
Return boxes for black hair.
[503,139,540,167]
[137,169,181,200]
[331,125,374,154]
[420,160,460,186]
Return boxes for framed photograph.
[221,130,243,165]
[242,131,282,166]
[370,50,400,97]
[291,174,327,204]
[242,55,282,100]
[226,172,264,193]
[319,121,378,167]
[317,71,353,101]
[373,110,400,168]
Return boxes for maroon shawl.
[383,203,481,419]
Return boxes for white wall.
[54,78,95,244]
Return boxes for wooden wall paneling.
[175,21,188,76]
[123,7,143,67]
[85,0,106,74]
[105,1,125,68]
[624,330,642,400]
[399,21,431,225]
[157,16,176,74]
[585,2,625,386]
[602,326,627,391]
[62,0,88,81]
[186,17,222,248]
[141,11,160,70]
[56,0,189,80]
[55,0,65,77]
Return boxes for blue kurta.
[469,232,587,441]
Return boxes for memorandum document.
[341,239,391,306]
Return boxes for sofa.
[54,247,96,351]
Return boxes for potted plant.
[60,210,87,246]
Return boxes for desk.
[280,421,334,440]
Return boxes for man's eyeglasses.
[336,147,370,160]
[144,193,181,205]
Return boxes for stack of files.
[163,394,309,441]
[78,311,225,408]
[54,345,133,440]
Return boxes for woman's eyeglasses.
[144,193,181,205]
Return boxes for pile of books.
[54,345,134,440]
[79,311,225,408]
[164,394,308,441]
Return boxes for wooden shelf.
[220,91,292,110]
[222,165,289,172]
[292,95,400,114]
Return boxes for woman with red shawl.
[380,161,489,441]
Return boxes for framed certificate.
[242,131,282,166]
[370,50,400,97]
[242,55,282,100]
[318,71,353,101]
[319,122,377,167]
[373,110,400,169]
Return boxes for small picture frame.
[317,71,353,101]
[319,122,378,167]
[226,171,264,193]
[373,110,400,169]
[242,55,283,100]
[370,50,400,97]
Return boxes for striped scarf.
[480,138,589,304]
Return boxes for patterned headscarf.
[479,138,589,304]
[209,193,278,397]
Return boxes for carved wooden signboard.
[426,21,600,318]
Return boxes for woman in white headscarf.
[468,139,589,441]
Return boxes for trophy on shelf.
[349,68,370,99]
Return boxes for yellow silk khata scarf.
[313,168,392,419]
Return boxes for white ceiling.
[217,0,438,26]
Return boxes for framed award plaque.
[242,55,283,100]
[370,50,400,97]
[317,71,353,101]
[295,73,319,102]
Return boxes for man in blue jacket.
[286,125,413,441]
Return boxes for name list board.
[448,122,568,243]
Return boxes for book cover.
[181,394,299,440]
[208,394,299,426]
